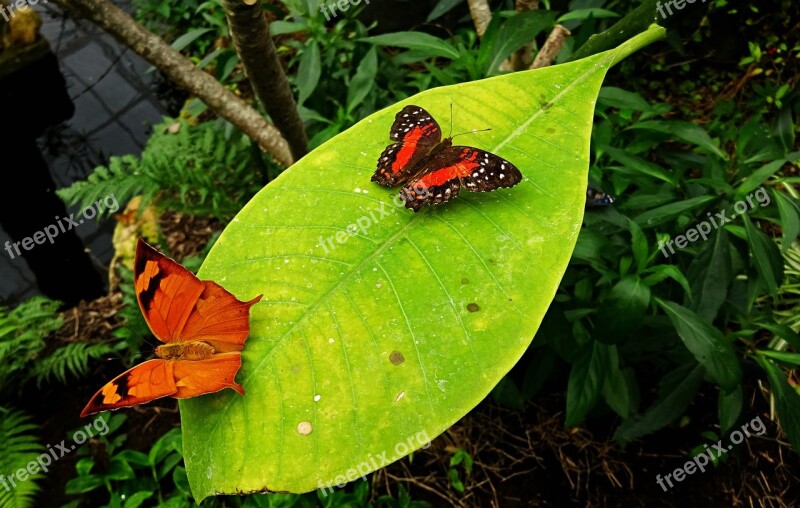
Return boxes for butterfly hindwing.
[372,105,442,186]
[172,352,245,398]
[80,360,176,417]
[402,146,522,211]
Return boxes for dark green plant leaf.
[602,345,635,418]
[754,355,800,452]
[594,276,651,343]
[614,363,705,443]
[557,8,620,23]
[566,340,610,425]
[360,32,461,60]
[170,28,214,52]
[634,195,717,228]
[689,228,731,323]
[628,120,726,160]
[483,11,555,74]
[718,384,743,435]
[656,299,741,392]
[181,26,666,499]
[297,41,322,104]
[521,347,557,399]
[773,190,800,252]
[347,48,378,113]
[603,146,675,185]
[742,215,783,297]
[491,377,524,410]
[427,0,464,22]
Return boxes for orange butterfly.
[81,238,262,417]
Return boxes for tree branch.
[53,0,294,167]
[222,0,308,161]
[530,24,570,69]
[467,0,492,38]
[567,0,661,62]
[510,0,539,70]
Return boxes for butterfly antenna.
[449,103,454,138]
[451,127,492,140]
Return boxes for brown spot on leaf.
[389,351,405,365]
[467,303,480,313]
[461,277,469,284]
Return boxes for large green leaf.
[181,25,666,500]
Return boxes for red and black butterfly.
[372,105,522,211]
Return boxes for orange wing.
[135,238,261,351]
[173,352,245,398]
[81,360,176,417]
[81,239,262,417]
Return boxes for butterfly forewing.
[372,105,442,186]
[402,146,522,211]
[80,360,176,417]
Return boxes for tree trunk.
[531,24,570,69]
[54,0,294,167]
[222,0,308,161]
[509,0,539,70]
[467,0,492,38]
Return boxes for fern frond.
[0,407,44,508]
[0,298,63,393]
[57,118,268,221]
[34,343,116,386]
[56,156,159,218]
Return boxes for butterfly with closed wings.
[372,105,523,211]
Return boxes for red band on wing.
[414,150,480,188]
[391,123,438,173]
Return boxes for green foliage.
[64,414,426,507]
[66,414,189,506]
[0,407,44,508]
[0,297,117,394]
[33,342,115,387]
[494,80,800,449]
[447,449,473,494]
[0,297,63,391]
[57,119,267,221]
[112,265,155,361]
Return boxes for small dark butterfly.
[585,187,615,208]
[372,105,523,211]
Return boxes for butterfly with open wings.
[372,105,523,211]
[81,239,262,417]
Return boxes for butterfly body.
[372,105,522,211]
[81,239,262,417]
[154,340,217,361]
